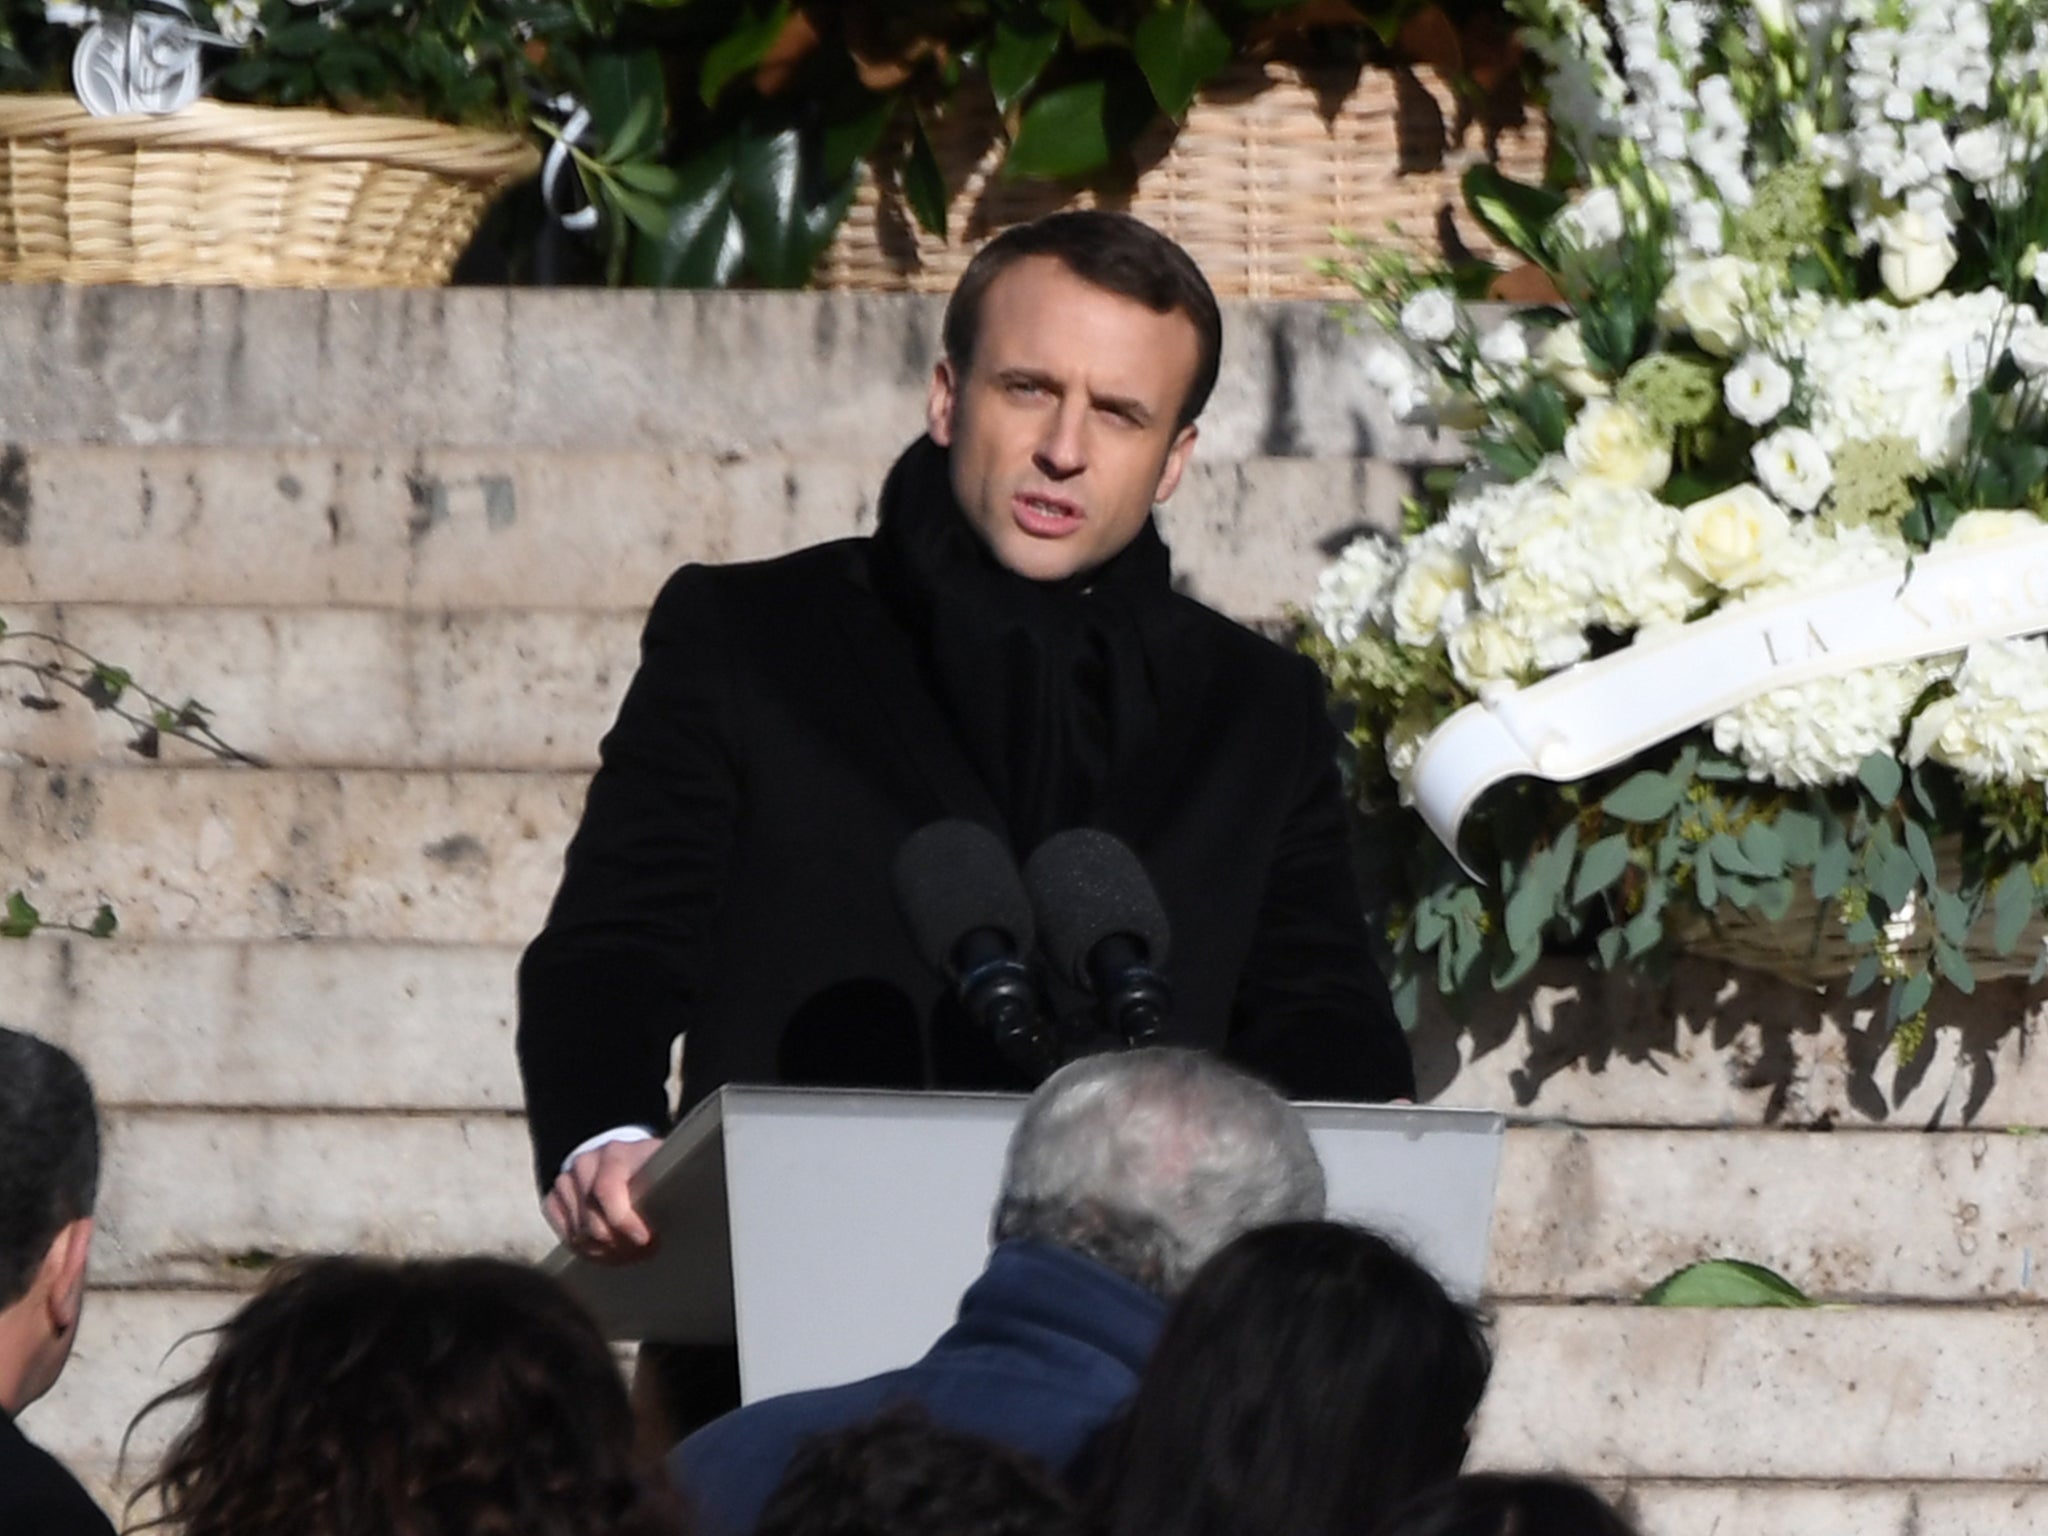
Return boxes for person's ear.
[927,358,960,447]
[1151,423,1199,504]
[41,1217,93,1338]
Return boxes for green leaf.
[1707,832,1762,877]
[1775,808,1823,866]
[1131,0,1230,118]
[1934,938,1976,994]
[819,91,896,184]
[1572,834,1632,906]
[1738,822,1786,876]
[633,141,743,287]
[88,904,117,939]
[1603,768,1685,822]
[610,162,683,198]
[1462,165,1564,268]
[1857,751,1903,805]
[1993,867,2037,955]
[1874,846,1919,914]
[989,19,1063,114]
[1846,953,1881,995]
[1390,967,1420,1031]
[1595,926,1625,968]
[1754,877,1796,922]
[903,112,949,238]
[1889,968,1934,1024]
[1642,1259,1815,1308]
[1,891,39,939]
[1504,826,1575,956]
[1694,853,1719,907]
[1902,820,1940,890]
[1413,899,1448,952]
[1063,1,1126,48]
[700,0,793,108]
[1813,837,1852,902]
[1622,905,1664,960]
[1004,77,1114,180]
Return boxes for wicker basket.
[817,61,1546,299]
[0,96,539,288]
[1674,839,2048,989]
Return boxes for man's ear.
[40,1217,92,1337]
[1152,423,1200,505]
[926,358,960,447]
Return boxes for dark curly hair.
[124,1255,686,1536]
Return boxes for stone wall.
[2,287,2043,1534]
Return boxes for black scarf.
[871,435,1182,853]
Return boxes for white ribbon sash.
[1410,525,2048,860]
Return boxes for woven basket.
[0,96,538,288]
[817,61,1546,299]
[1674,839,2048,989]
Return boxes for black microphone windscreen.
[1022,829,1172,988]
[891,820,1036,977]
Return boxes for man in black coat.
[520,212,1413,1258]
[0,1027,116,1536]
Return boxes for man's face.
[928,256,1203,582]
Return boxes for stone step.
[0,287,1451,465]
[0,448,1408,623]
[8,931,2047,1129]
[1475,1304,2048,1483]
[71,1103,2048,1300]
[24,1295,2048,1508]
[0,765,578,943]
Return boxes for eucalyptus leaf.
[1695,852,1719,907]
[1776,808,1823,866]
[1846,953,1881,995]
[1931,887,1971,948]
[1874,846,1919,914]
[1857,751,1903,805]
[1603,768,1684,822]
[1708,832,1762,877]
[1755,877,1795,922]
[1642,1259,1815,1308]
[1993,867,2037,955]
[1934,938,1976,994]
[1737,821,1785,876]
[1902,820,1940,889]
[1596,926,1625,968]
[1572,834,1632,905]
[1889,968,1934,1024]
[1622,906,1664,959]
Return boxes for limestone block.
[1489,1127,2048,1302]
[0,937,64,1037]
[16,1287,233,1473]
[0,766,582,942]
[34,940,523,1109]
[407,611,638,769]
[1420,955,2048,1131]
[1473,1304,2048,1480]
[1621,1481,2048,1536]
[0,287,1455,463]
[94,1110,548,1286]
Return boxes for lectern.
[546,1087,1503,1403]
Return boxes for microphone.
[891,820,1051,1072]
[1022,829,1173,1047]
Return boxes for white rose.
[1564,400,1672,491]
[1478,322,1530,372]
[1399,289,1459,345]
[1946,509,2044,545]
[1557,186,1625,249]
[1751,427,1833,513]
[1657,257,1756,356]
[1389,538,1473,648]
[1538,321,1611,398]
[2010,325,2048,379]
[1675,485,1791,590]
[1875,208,1958,301]
[1951,125,2011,186]
[1723,352,1793,426]
[1447,613,1535,689]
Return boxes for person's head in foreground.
[0,1024,102,1417]
[1089,1220,1493,1536]
[127,1254,685,1536]
[753,1406,1084,1536]
[1372,1473,1642,1536]
[929,209,1223,583]
[992,1046,1326,1296]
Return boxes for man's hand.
[544,1138,662,1263]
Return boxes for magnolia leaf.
[819,91,895,184]
[1993,867,2037,955]
[1602,768,1684,822]
[1572,834,1631,906]
[700,0,794,107]
[989,20,1063,114]
[1132,0,1230,119]
[1462,164,1562,268]
[903,112,949,237]
[1642,1259,1815,1308]
[1,891,39,939]
[632,142,743,287]
[1857,751,1903,805]
[1004,77,1113,179]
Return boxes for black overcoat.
[517,534,1413,1188]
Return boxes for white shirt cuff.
[560,1124,658,1176]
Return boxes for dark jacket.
[518,459,1413,1186]
[668,1240,1165,1536]
[0,1409,116,1536]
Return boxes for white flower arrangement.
[1309,0,2048,1044]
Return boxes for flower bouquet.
[1307,0,2048,1048]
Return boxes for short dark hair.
[755,1406,1084,1536]
[942,211,1223,429]
[127,1255,685,1536]
[1089,1221,1493,1536]
[1373,1474,1643,1536]
[0,1026,101,1310]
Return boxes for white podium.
[545,1086,1503,1403]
